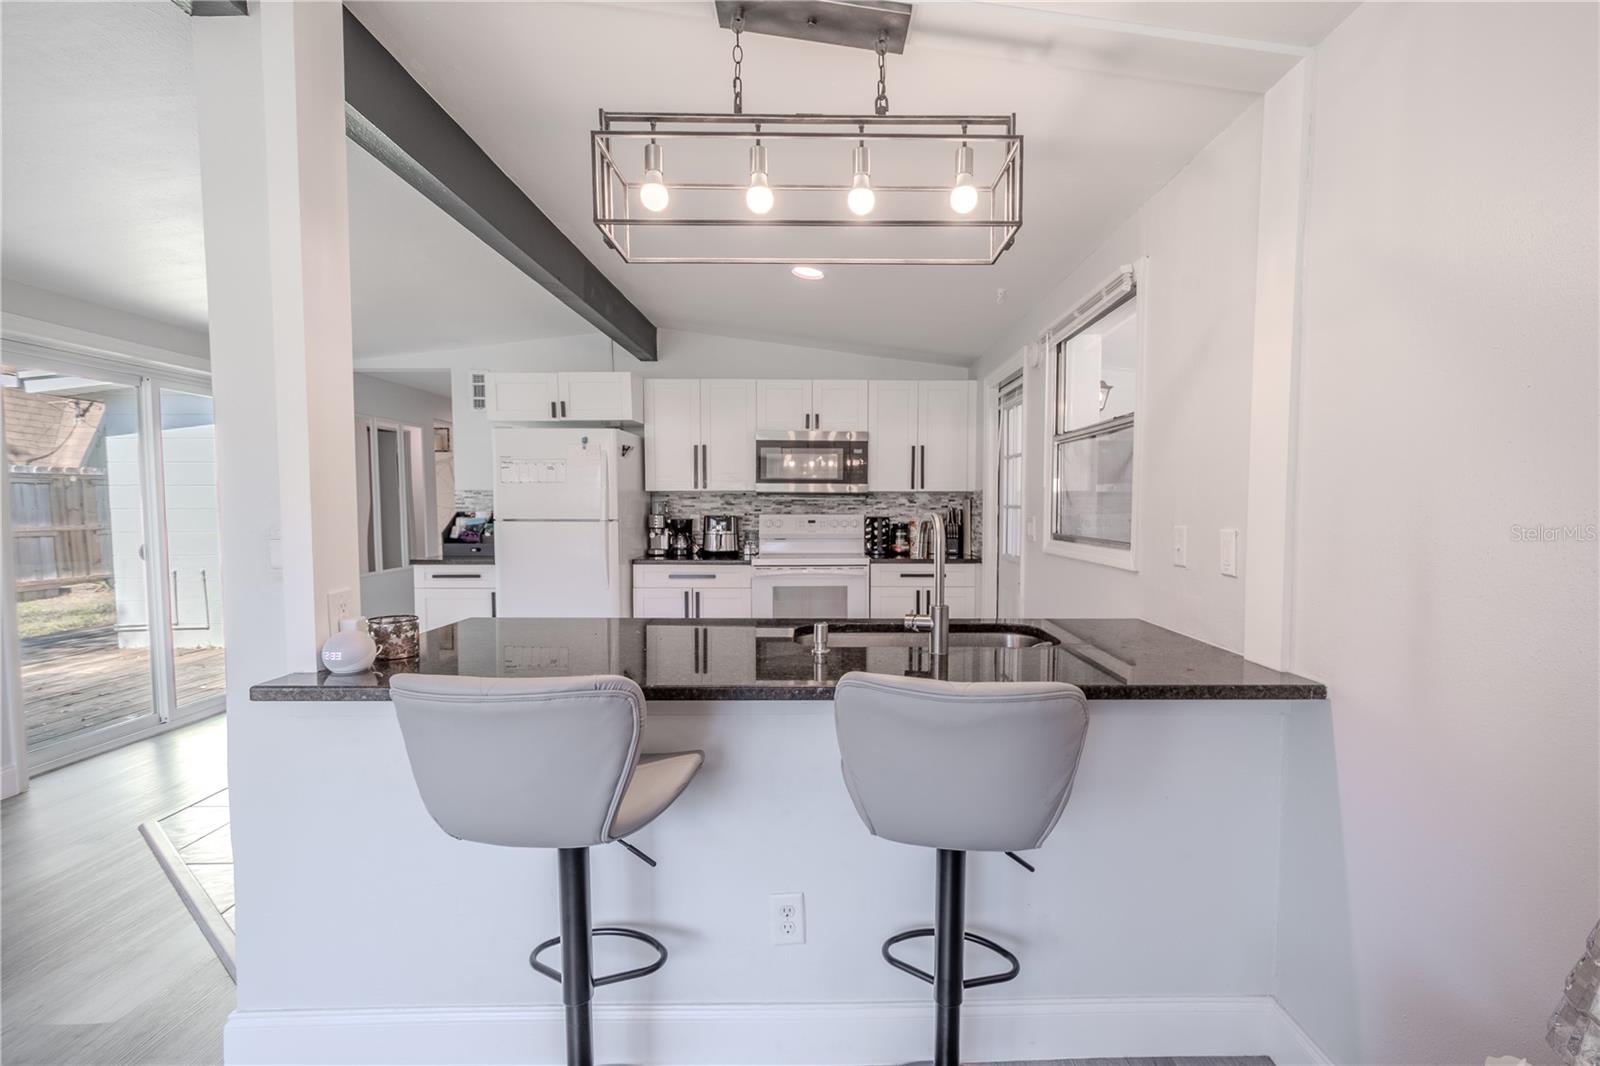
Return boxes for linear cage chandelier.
[590,1,1023,266]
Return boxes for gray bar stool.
[834,672,1089,1066]
[390,674,703,1066]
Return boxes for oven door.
[752,567,869,618]
[754,433,868,493]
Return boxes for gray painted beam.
[341,8,658,361]
[172,0,250,16]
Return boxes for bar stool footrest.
[529,926,668,988]
[881,927,1020,989]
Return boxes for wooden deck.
[19,628,225,749]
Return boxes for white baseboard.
[225,995,1334,1065]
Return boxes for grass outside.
[16,582,116,640]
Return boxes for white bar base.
[225,995,1332,1066]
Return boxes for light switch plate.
[1220,529,1239,577]
[1172,525,1188,568]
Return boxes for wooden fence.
[9,468,112,593]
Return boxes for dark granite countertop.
[632,557,751,566]
[250,618,1325,704]
[410,556,495,566]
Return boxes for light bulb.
[745,142,774,215]
[848,175,876,217]
[746,175,773,215]
[640,141,668,213]
[847,143,875,217]
[950,143,977,214]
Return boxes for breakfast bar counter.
[231,617,1332,1066]
[249,616,1325,703]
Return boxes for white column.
[1242,60,1312,670]
[192,1,359,698]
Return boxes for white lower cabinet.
[413,565,498,630]
[645,623,758,686]
[632,565,753,618]
[869,563,978,619]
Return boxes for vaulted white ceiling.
[2,1,1356,367]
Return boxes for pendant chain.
[874,32,889,116]
[731,13,745,115]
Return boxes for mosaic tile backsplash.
[650,491,982,557]
[456,487,981,556]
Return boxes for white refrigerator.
[493,427,645,617]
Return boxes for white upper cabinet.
[756,379,869,431]
[653,376,969,492]
[755,380,812,431]
[644,378,701,491]
[868,380,920,491]
[868,379,976,491]
[485,373,560,422]
[700,379,756,490]
[917,380,975,491]
[485,372,640,423]
[643,378,756,491]
[812,380,869,431]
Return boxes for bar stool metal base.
[526,848,667,1066]
[879,850,1020,1066]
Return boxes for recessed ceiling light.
[791,266,825,281]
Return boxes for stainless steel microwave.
[753,431,869,493]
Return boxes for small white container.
[320,617,377,675]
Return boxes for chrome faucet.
[904,511,950,655]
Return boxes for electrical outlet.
[770,892,805,945]
[326,587,356,633]
[1219,529,1240,577]
[1172,525,1188,568]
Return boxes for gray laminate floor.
[1,714,234,1066]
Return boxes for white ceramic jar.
[320,617,377,675]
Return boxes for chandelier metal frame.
[591,111,1023,266]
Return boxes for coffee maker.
[665,518,695,559]
[646,512,669,558]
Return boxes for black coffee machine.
[665,518,695,559]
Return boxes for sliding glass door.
[3,358,224,773]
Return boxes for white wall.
[1,278,210,367]
[1275,5,1600,1063]
[357,328,971,498]
[973,101,1265,651]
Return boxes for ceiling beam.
[172,0,250,17]
[341,7,658,361]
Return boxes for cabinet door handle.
[920,444,927,489]
[910,445,916,488]
[490,592,497,617]
[814,411,820,428]
[701,444,709,487]
[432,573,483,580]
[550,401,557,418]
[560,400,567,418]
[804,413,811,429]
[694,590,702,617]
[667,573,715,579]
[683,590,690,616]
[900,572,935,579]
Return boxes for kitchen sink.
[793,625,1059,650]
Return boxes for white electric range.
[751,513,870,618]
